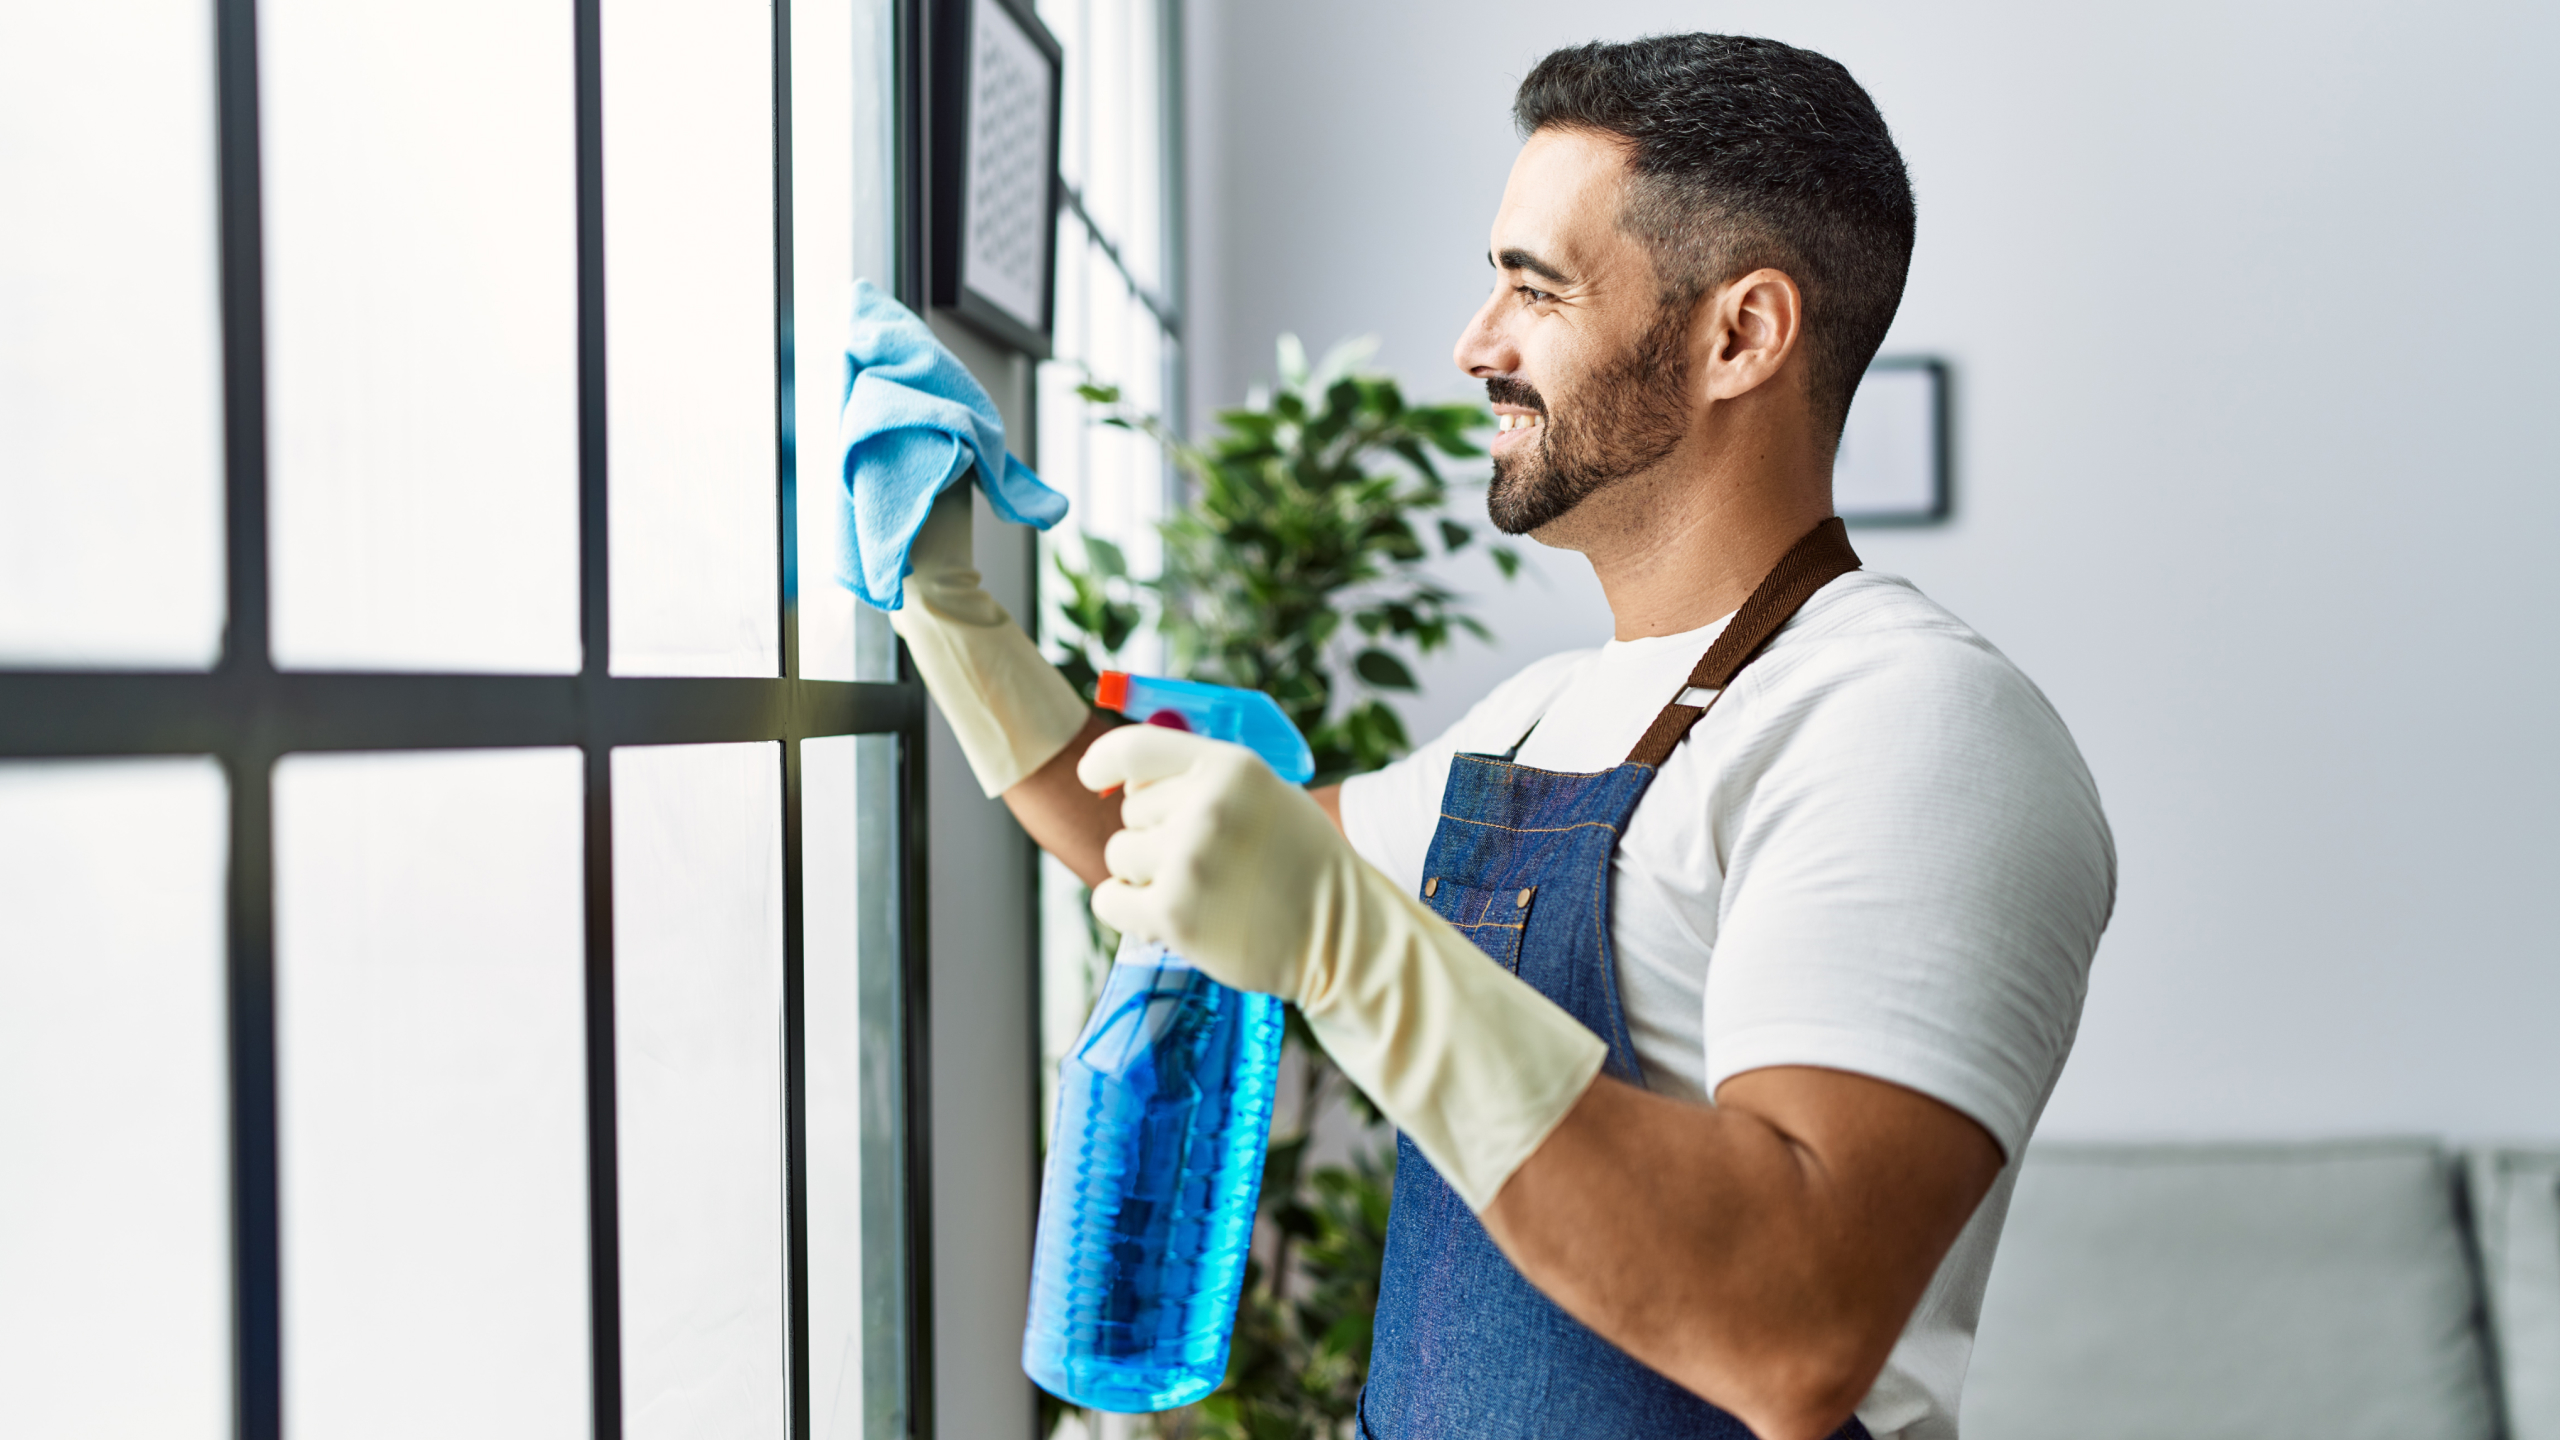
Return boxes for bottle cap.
[1095,670,1129,713]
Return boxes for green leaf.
[1261,1132,1311,1211]
[1272,1200,1321,1241]
[1490,545,1522,580]
[1324,378,1362,426]
[1082,533,1128,578]
[1099,599,1140,654]
[1308,333,1380,394]
[1275,332,1310,388]
[1074,380,1122,405]
[1354,649,1416,691]
[1366,523,1425,563]
[1054,648,1098,699]
[1318,1308,1374,1357]
[1437,519,1473,552]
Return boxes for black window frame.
[0,2,940,1436]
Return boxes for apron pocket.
[1421,876,1538,973]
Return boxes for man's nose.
[1452,289,1515,379]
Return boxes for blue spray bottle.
[1021,673,1315,1412]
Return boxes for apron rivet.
[1424,877,1438,897]
[1516,887,1534,908]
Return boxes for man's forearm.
[1000,710,1124,886]
[1480,1066,2003,1440]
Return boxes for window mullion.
[571,3,625,1436]
[1063,185,1178,337]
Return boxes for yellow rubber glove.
[1080,725,1608,1212]
[887,486,1092,797]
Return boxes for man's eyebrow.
[1490,247,1573,284]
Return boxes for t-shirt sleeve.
[1700,637,2117,1160]
[1338,742,1448,895]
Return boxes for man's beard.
[1485,304,1694,536]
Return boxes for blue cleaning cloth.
[837,278,1068,610]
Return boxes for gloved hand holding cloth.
[1080,725,1610,1213]
[836,279,1088,796]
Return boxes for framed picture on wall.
[931,0,1064,357]
[1835,357,1949,525]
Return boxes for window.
[1,5,920,1439]
[1036,0,1182,606]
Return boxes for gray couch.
[1965,1140,2560,1440]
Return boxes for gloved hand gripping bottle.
[1022,673,1316,1412]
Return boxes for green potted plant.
[1048,336,1510,1438]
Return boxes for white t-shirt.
[1339,569,2115,1440]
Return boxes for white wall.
[1186,0,2560,1142]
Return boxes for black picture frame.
[1836,355,1953,527]
[929,0,1063,358]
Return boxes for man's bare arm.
[1481,1065,2003,1440]
[1311,782,1343,831]
[1000,712,1122,886]
[1003,716,1347,885]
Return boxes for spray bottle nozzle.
[1097,671,1317,785]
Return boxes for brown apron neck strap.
[1622,517,1861,768]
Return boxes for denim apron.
[1358,519,1870,1440]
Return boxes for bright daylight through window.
[2,3,919,1438]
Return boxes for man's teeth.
[1496,413,1544,432]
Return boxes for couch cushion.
[1963,1140,2498,1440]
[2470,1148,2560,1440]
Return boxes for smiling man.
[891,32,2114,1440]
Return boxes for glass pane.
[1039,223,1168,671]
[605,0,779,678]
[0,6,225,668]
[1041,0,1162,295]
[804,733,907,1438]
[796,0,903,683]
[0,759,230,1439]
[274,749,590,1440]
[263,0,581,674]
[613,742,786,1438]
[1041,0,1088,212]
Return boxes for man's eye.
[1516,284,1555,305]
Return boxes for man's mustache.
[1485,376,1546,413]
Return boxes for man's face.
[1456,128,1696,537]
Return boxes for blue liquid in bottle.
[1023,937,1285,1411]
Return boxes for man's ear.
[1699,267,1805,402]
